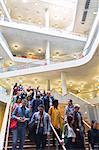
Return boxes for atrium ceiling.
[0,0,99,101]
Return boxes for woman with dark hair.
[63,115,76,150]
[12,97,21,111]
[13,83,19,95]
[88,120,99,150]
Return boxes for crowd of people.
[10,83,99,150]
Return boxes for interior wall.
[0,101,6,131]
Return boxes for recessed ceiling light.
[56,52,59,57]
[38,21,41,25]
[70,82,73,87]
[19,79,23,83]
[34,79,38,84]
[34,2,38,6]
[28,53,32,55]
[14,44,19,50]
[22,0,28,3]
[28,18,32,22]
[0,56,3,60]
[55,24,58,28]
[96,86,99,89]
[93,12,97,15]
[58,82,61,86]
[18,16,21,20]
[80,83,84,88]
[85,112,87,114]
[78,89,80,93]
[38,49,41,53]
[9,62,13,66]
[97,78,99,82]
[73,54,77,58]
[6,80,9,84]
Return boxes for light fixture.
[73,54,77,59]
[70,82,73,87]
[22,0,28,3]
[93,12,97,15]
[28,18,32,22]
[97,78,99,82]
[34,2,38,6]
[18,16,21,20]
[89,94,93,98]
[97,86,99,89]
[38,21,41,25]
[19,79,23,83]
[9,62,13,66]
[28,52,33,55]
[80,83,84,88]
[6,80,9,84]
[14,45,18,49]
[56,52,59,57]
[34,79,38,84]
[78,89,80,93]
[85,112,87,114]
[58,81,61,86]
[55,24,58,28]
[0,56,3,60]
[38,49,41,53]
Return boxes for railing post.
[48,135,50,150]
[56,139,59,150]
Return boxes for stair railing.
[83,120,91,129]
[50,123,66,150]
[4,86,14,150]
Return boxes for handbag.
[10,107,19,129]
[10,118,17,129]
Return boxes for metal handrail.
[50,123,66,150]
[4,86,14,150]
[83,120,91,129]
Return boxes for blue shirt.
[12,106,30,126]
[32,99,43,114]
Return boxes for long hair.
[67,115,73,126]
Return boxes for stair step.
[8,140,53,146]
[7,143,54,150]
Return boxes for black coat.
[88,128,99,144]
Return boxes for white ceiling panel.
[0,25,85,57]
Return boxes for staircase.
[7,132,35,150]
[3,122,92,150]
[4,130,57,150]
[51,90,96,123]
[85,132,90,150]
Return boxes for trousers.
[12,125,26,150]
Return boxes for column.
[45,8,49,27]
[45,41,50,65]
[45,8,50,65]
[47,79,50,91]
[61,72,67,96]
